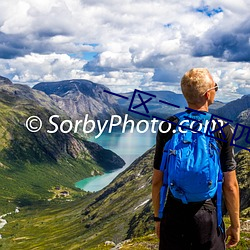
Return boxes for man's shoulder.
[213,117,235,140]
[167,115,179,123]
[159,115,179,133]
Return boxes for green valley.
[0,147,249,249]
[0,82,124,214]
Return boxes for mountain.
[33,79,124,122]
[33,80,226,124]
[214,94,250,121]
[212,95,250,152]
[0,79,125,212]
[209,100,225,111]
[116,90,186,119]
[117,90,225,119]
[0,76,12,85]
[117,90,186,107]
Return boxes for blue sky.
[0,0,249,102]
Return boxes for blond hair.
[181,68,214,104]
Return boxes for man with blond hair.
[152,68,240,249]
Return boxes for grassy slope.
[0,199,89,250]
[0,148,154,249]
[1,148,249,249]
[1,202,249,250]
[0,156,100,213]
[89,220,250,250]
[0,89,107,214]
[235,149,250,213]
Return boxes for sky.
[0,0,249,102]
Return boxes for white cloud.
[0,1,31,34]
[98,51,132,69]
[69,69,154,93]
[0,0,249,101]
[0,53,87,85]
[0,0,73,35]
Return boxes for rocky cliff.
[33,79,124,122]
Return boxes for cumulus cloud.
[0,0,249,101]
[0,53,87,85]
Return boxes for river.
[75,129,156,192]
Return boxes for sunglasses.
[202,83,218,95]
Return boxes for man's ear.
[204,92,209,100]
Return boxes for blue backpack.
[158,110,223,228]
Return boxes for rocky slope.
[0,76,12,85]
[234,108,250,152]
[237,108,250,125]
[33,79,124,122]
[214,94,250,121]
[211,94,250,152]
[0,78,124,212]
[80,147,154,248]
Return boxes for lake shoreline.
[75,129,155,192]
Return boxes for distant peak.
[33,79,107,97]
[0,76,12,85]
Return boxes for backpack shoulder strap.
[175,110,212,122]
[174,111,188,121]
[217,168,223,230]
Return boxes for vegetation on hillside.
[1,148,249,249]
[235,149,250,214]
[0,84,124,213]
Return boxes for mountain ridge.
[0,76,12,85]
[116,90,225,118]
[214,94,250,121]
[33,79,124,122]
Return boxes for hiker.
[152,68,240,250]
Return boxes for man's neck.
[187,103,209,112]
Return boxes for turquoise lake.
[75,129,156,192]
